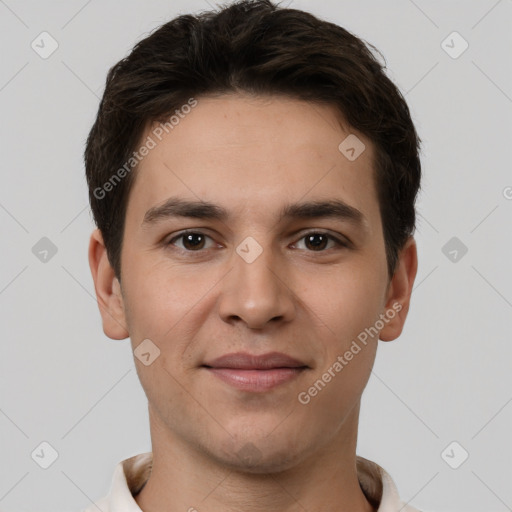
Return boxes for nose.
[218,241,296,330]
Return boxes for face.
[90,93,417,473]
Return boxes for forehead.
[125,93,380,231]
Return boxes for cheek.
[296,339,377,439]
[312,270,382,408]
[302,265,386,343]
[121,257,220,363]
[122,256,194,326]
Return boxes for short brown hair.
[85,0,421,280]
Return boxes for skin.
[89,93,417,512]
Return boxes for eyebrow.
[142,197,368,230]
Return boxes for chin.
[212,432,309,475]
[221,446,301,475]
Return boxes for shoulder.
[356,455,426,512]
[77,452,152,512]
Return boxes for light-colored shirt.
[82,452,421,512]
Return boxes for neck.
[135,404,375,512]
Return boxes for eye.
[293,231,348,251]
[167,231,215,251]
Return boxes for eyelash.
[166,230,349,253]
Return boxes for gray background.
[1,0,511,511]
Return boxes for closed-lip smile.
[202,352,309,392]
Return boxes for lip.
[202,352,309,392]
[203,351,307,370]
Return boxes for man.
[85,0,421,510]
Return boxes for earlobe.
[379,236,418,342]
[88,228,129,340]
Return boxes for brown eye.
[168,232,213,251]
[304,233,329,251]
[295,232,347,252]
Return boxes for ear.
[88,228,129,340]
[379,236,418,342]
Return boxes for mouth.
[201,352,309,392]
